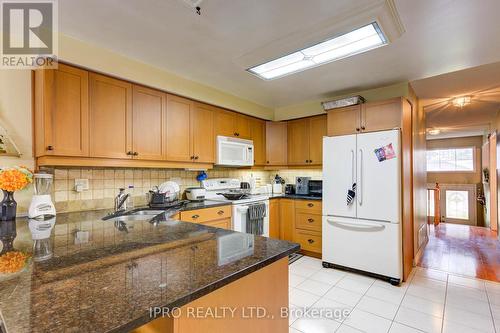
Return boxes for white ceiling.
[411,61,500,139]
[59,0,500,109]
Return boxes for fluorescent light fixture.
[248,22,387,80]
[427,128,441,136]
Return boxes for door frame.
[439,183,477,226]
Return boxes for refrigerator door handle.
[326,219,385,232]
[350,149,355,184]
[358,149,363,205]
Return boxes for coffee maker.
[28,173,56,220]
[295,177,311,195]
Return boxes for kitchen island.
[0,208,299,333]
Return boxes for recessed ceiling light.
[452,96,471,108]
[247,22,387,80]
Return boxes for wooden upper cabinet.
[234,114,251,139]
[327,105,361,136]
[166,94,193,162]
[361,98,402,132]
[308,115,327,165]
[250,118,266,165]
[35,64,89,157]
[192,103,214,163]
[214,109,235,137]
[287,119,310,165]
[286,115,326,166]
[327,99,402,136]
[266,121,287,166]
[213,108,251,139]
[89,73,132,159]
[132,85,166,160]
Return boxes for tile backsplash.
[43,167,322,213]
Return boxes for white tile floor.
[288,255,500,333]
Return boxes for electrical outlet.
[74,179,89,192]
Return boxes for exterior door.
[132,86,166,160]
[356,130,401,223]
[322,135,357,218]
[440,184,477,226]
[89,73,132,159]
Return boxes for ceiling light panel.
[248,22,387,80]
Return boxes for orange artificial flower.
[0,251,29,273]
[0,166,33,192]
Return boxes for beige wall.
[426,136,483,184]
[0,70,35,213]
[274,82,410,121]
[59,34,273,120]
[408,86,428,259]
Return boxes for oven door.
[216,136,254,166]
[232,201,269,237]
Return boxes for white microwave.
[216,136,254,166]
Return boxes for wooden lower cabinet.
[179,205,232,230]
[294,229,322,253]
[269,199,280,239]
[133,257,289,333]
[293,200,322,255]
[279,199,295,242]
[269,199,323,255]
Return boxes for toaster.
[185,187,206,201]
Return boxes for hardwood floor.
[418,223,500,282]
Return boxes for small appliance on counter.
[28,173,56,220]
[185,187,206,201]
[295,177,311,195]
[285,184,295,195]
[308,180,323,197]
[272,174,284,194]
[148,181,180,208]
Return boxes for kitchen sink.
[102,208,166,221]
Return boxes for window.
[247,22,387,80]
[426,148,474,172]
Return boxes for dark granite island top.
[0,209,299,333]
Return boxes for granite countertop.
[176,199,231,211]
[0,209,299,333]
[268,194,323,201]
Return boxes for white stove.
[202,178,270,237]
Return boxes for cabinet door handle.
[356,128,360,132]
[307,218,314,223]
[194,156,199,160]
[307,203,314,207]
[266,161,269,164]
[192,214,200,219]
[126,151,133,155]
[133,152,139,156]
[217,210,224,215]
[361,126,366,130]
[307,239,314,244]
[47,145,54,151]
[309,160,313,163]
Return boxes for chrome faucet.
[114,188,130,212]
